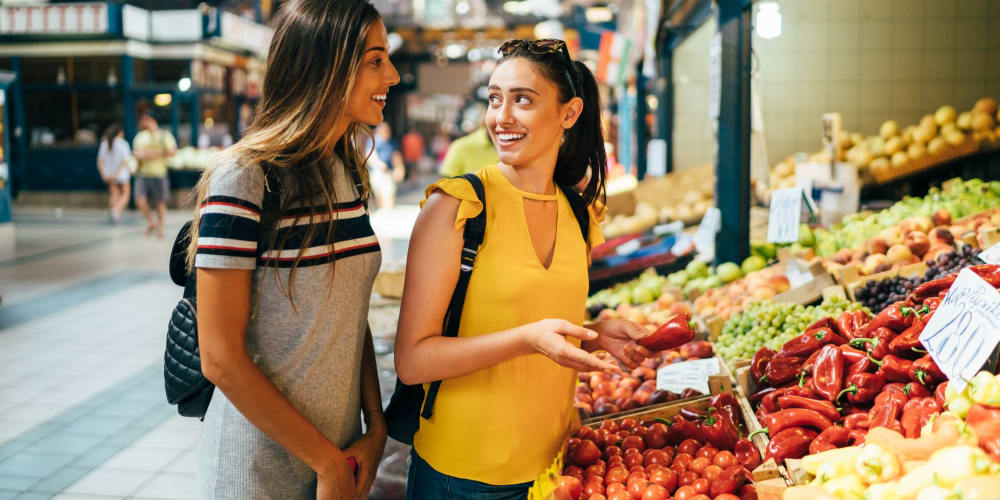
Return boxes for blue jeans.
[406,450,531,500]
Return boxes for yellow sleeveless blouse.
[412,165,605,485]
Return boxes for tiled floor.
[0,195,424,499]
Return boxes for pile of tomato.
[554,416,758,500]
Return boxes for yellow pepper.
[925,446,993,488]
[821,474,865,500]
[855,443,902,485]
[949,395,973,419]
[915,486,951,500]
[803,447,862,476]
[863,482,903,500]
[816,459,858,485]
[968,371,1000,407]
[952,475,1000,499]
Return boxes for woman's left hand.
[342,413,387,500]
[587,319,651,370]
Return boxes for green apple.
[798,224,816,247]
[685,259,709,279]
[717,262,743,283]
[741,255,766,274]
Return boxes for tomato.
[678,471,698,487]
[633,425,648,439]
[691,478,710,495]
[645,423,669,449]
[674,485,697,500]
[624,453,644,469]
[712,451,736,468]
[661,447,676,462]
[701,465,723,481]
[607,491,631,500]
[644,464,663,476]
[621,435,646,453]
[714,495,741,500]
[600,419,620,434]
[585,464,606,479]
[669,463,686,476]
[648,468,677,493]
[582,480,605,498]
[644,449,670,467]
[603,445,622,460]
[695,446,718,460]
[584,474,604,486]
[642,484,669,500]
[595,429,612,448]
[570,440,602,467]
[565,465,585,480]
[738,484,758,500]
[677,439,701,456]
[577,426,598,442]
[605,467,628,485]
[607,456,625,469]
[605,482,627,496]
[620,418,638,431]
[689,495,711,500]
[629,465,645,474]
[671,453,693,470]
[689,457,711,475]
[627,478,648,500]
[555,476,583,500]
[587,494,608,500]
[627,472,647,485]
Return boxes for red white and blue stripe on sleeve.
[195,195,261,267]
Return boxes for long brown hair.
[103,123,121,150]
[186,0,380,300]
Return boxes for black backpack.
[385,173,589,444]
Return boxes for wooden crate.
[840,261,929,302]
[870,137,981,184]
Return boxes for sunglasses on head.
[498,39,578,98]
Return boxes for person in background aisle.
[96,123,132,224]
[367,122,405,210]
[438,125,499,177]
[400,127,425,181]
[132,114,176,237]
[395,38,649,499]
[185,0,398,498]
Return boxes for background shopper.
[395,38,648,499]
[367,122,405,210]
[96,123,132,224]
[186,0,398,498]
[132,114,176,237]
[438,125,498,177]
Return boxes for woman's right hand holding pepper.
[520,319,617,372]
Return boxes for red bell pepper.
[751,347,776,384]
[910,355,947,386]
[758,408,834,434]
[849,327,895,360]
[760,390,782,413]
[778,395,841,422]
[847,356,876,376]
[912,277,957,301]
[812,345,844,402]
[922,296,943,312]
[699,406,740,450]
[839,344,867,365]
[734,437,762,470]
[965,403,1000,462]
[883,382,908,395]
[935,381,948,409]
[639,313,696,351]
[710,392,742,427]
[869,390,907,432]
[902,382,931,399]
[806,317,838,333]
[900,397,942,438]
[764,356,805,386]
[848,429,868,445]
[843,413,870,430]
[756,405,772,424]
[835,310,870,339]
[665,415,699,445]
[873,354,915,383]
[838,372,885,403]
[809,425,852,454]
[749,387,777,403]
[888,319,925,356]
[775,326,846,359]
[863,303,914,335]
[754,427,818,464]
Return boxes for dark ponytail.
[498,45,607,211]
[103,123,121,150]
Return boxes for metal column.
[10,57,25,196]
[715,0,753,265]
[656,51,674,174]
[635,70,649,180]
[122,55,135,140]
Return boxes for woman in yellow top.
[394,39,651,499]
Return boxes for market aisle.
[0,202,418,499]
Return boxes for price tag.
[919,269,1000,392]
[654,221,684,236]
[616,239,642,256]
[979,241,1000,265]
[671,232,694,256]
[785,260,815,289]
[656,358,721,395]
[693,208,722,259]
[767,187,803,244]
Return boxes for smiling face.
[485,57,582,171]
[343,19,400,127]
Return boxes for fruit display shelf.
[868,136,981,185]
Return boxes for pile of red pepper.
[745,264,1000,464]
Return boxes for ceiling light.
[755,2,782,39]
[455,1,470,15]
[178,77,191,92]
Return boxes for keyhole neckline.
[491,165,559,201]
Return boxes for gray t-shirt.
[194,155,381,499]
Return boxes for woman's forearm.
[395,326,530,385]
[359,327,385,428]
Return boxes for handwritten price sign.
[919,269,1000,392]
[656,358,721,395]
[767,187,802,244]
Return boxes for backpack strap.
[420,173,486,420]
[177,164,282,299]
[557,183,590,244]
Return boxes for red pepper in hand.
[778,395,841,422]
[813,345,845,402]
[838,372,885,403]
[873,354,915,383]
[911,355,947,386]
[843,413,870,430]
[764,356,805,386]
[900,397,941,438]
[699,406,740,450]
[758,408,834,434]
[756,427,818,464]
[809,425,852,454]
[869,390,907,432]
[639,313,696,351]
[966,403,1000,462]
[734,437,762,470]
[836,310,871,339]
[751,347,776,384]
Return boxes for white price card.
[656,358,721,395]
[616,239,642,256]
[979,241,1000,265]
[671,232,694,256]
[919,269,1000,392]
[654,220,684,236]
[767,187,803,244]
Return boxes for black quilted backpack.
[164,166,281,419]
